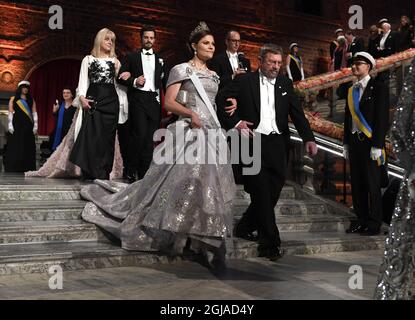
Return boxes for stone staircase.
[0,175,386,275]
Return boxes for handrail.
[289,125,405,180]
[294,48,415,93]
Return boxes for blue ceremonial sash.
[16,98,33,122]
[289,54,302,71]
[347,86,372,138]
[347,86,386,166]
[377,148,386,166]
[52,101,65,151]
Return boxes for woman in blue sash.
[49,87,76,152]
[4,81,38,172]
[286,43,305,82]
[80,22,236,276]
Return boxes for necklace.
[189,59,207,71]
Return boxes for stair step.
[0,220,107,244]
[235,185,298,200]
[0,200,86,222]
[0,230,386,275]
[229,231,387,259]
[0,185,83,201]
[233,199,351,217]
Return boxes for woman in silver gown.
[80,22,236,274]
[374,58,415,299]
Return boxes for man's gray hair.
[382,22,391,30]
[259,43,284,59]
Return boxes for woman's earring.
[194,50,197,56]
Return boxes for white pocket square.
[282,92,287,96]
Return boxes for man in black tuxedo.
[377,22,398,58]
[209,30,251,90]
[217,44,318,261]
[345,30,365,67]
[118,26,166,182]
[342,52,389,236]
[210,30,251,184]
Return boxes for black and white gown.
[69,56,120,180]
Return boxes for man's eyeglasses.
[228,39,241,43]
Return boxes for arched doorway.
[28,58,81,135]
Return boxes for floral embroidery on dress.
[88,59,116,84]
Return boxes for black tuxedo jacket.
[216,71,315,143]
[209,52,251,89]
[378,31,398,58]
[367,36,381,59]
[343,78,389,148]
[347,37,365,66]
[117,50,166,94]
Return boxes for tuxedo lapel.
[137,52,144,76]
[222,53,234,76]
[361,78,374,104]
[274,77,283,117]
[249,71,261,113]
[154,53,161,82]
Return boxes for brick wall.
[1,0,415,94]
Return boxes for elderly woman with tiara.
[80,22,237,276]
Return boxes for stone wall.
[2,0,414,94]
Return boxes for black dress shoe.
[345,224,367,234]
[127,175,136,184]
[235,231,258,242]
[258,247,285,261]
[126,170,138,184]
[359,228,381,236]
[210,258,228,277]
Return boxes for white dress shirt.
[227,51,239,73]
[133,48,156,92]
[255,71,281,135]
[379,30,391,50]
[351,74,371,134]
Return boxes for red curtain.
[28,59,81,135]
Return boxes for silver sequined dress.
[374,59,415,299]
[80,63,236,254]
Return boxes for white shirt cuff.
[234,120,242,129]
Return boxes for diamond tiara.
[189,21,210,42]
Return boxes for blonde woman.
[26,28,127,180]
[69,28,128,180]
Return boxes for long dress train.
[374,59,415,299]
[25,108,123,179]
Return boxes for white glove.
[370,147,382,161]
[33,112,38,135]
[343,145,349,160]
[7,111,14,134]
